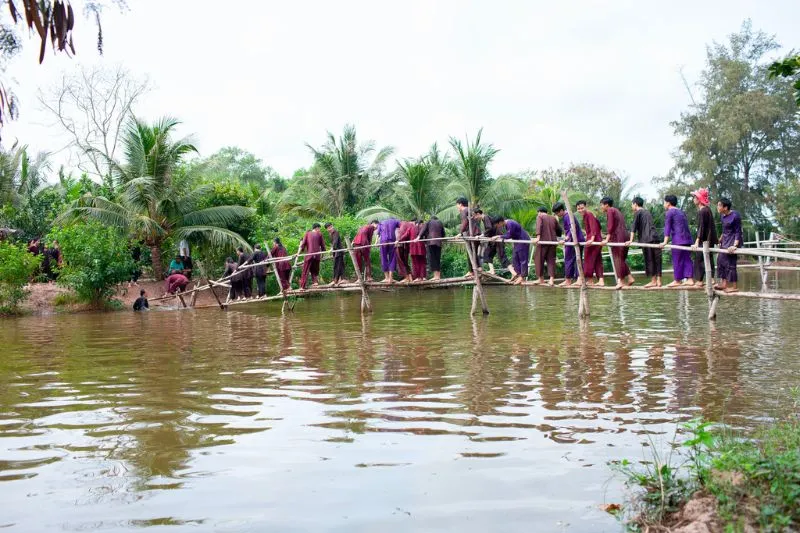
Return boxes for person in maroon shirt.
[599,197,635,289]
[271,238,291,292]
[395,219,414,283]
[299,223,326,289]
[576,200,604,286]
[165,272,189,295]
[399,219,427,281]
[353,220,378,281]
[533,207,561,285]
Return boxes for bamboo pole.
[344,237,371,314]
[463,235,489,315]
[703,241,719,320]
[561,191,589,317]
[755,232,767,291]
[264,244,287,300]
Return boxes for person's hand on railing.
[624,240,632,246]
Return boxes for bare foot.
[643,282,655,288]
[596,280,605,287]
[723,287,738,293]
[547,280,555,287]
[557,280,571,287]
[615,283,625,290]
[531,280,542,286]
[666,281,681,288]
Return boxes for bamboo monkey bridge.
[154,192,800,321]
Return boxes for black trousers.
[643,246,663,277]
[255,275,267,297]
[693,250,714,281]
[229,280,241,300]
[483,241,510,268]
[428,245,442,272]
[333,253,345,280]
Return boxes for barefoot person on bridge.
[661,194,694,287]
[492,216,530,285]
[577,200,604,286]
[716,197,742,294]
[628,196,662,288]
[600,197,635,290]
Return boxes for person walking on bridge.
[473,210,509,276]
[492,217,530,285]
[600,197,635,290]
[554,202,584,287]
[691,188,718,288]
[353,220,378,281]
[395,219,414,283]
[378,217,401,284]
[628,196,662,288]
[325,222,346,287]
[252,244,268,298]
[271,238,291,292]
[299,223,325,289]
[660,194,694,287]
[418,216,445,281]
[715,198,742,293]
[533,207,560,285]
[577,200,604,286]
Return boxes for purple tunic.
[717,210,743,282]
[664,207,693,280]
[502,219,531,278]
[378,218,401,272]
[562,214,585,280]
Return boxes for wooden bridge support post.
[345,237,372,314]
[264,244,287,301]
[755,232,767,291]
[283,252,302,312]
[703,241,719,320]
[561,191,590,318]
[463,236,489,315]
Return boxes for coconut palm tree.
[358,153,449,221]
[442,129,525,222]
[281,125,394,217]
[60,117,253,278]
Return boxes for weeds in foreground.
[610,404,800,532]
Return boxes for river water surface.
[1,271,799,532]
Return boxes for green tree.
[50,221,134,306]
[282,125,394,217]
[445,129,524,221]
[0,240,40,314]
[61,117,253,278]
[188,146,284,188]
[665,21,800,226]
[769,54,800,105]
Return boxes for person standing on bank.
[553,202,585,287]
[715,198,742,293]
[600,197,635,289]
[324,222,346,287]
[418,215,445,281]
[492,217,530,285]
[271,238,291,292]
[660,194,694,287]
[353,220,379,281]
[576,200,604,286]
[533,207,560,285]
[299,223,326,289]
[691,188,718,288]
[628,196,663,288]
[252,244,268,298]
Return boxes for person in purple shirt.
[660,194,694,286]
[553,202,585,286]
[378,218,401,283]
[715,197,743,293]
[492,217,530,285]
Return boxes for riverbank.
[18,279,228,315]
[612,409,800,532]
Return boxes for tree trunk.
[151,245,164,280]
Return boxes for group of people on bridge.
[210,189,745,303]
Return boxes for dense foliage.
[0,241,40,314]
[49,222,134,306]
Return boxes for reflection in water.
[1,272,799,532]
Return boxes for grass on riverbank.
[610,392,800,532]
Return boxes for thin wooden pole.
[177,291,188,308]
[264,244,287,299]
[464,236,489,315]
[345,237,372,314]
[703,241,718,320]
[561,191,589,317]
[755,232,767,291]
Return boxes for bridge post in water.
[755,232,768,291]
[561,191,590,318]
[344,237,372,315]
[703,241,719,320]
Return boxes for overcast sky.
[3,0,799,197]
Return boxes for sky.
[3,0,799,197]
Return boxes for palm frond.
[178,205,254,228]
[173,225,252,251]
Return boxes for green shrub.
[0,241,40,314]
[49,222,135,306]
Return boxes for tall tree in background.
[61,117,253,278]
[665,21,800,226]
[281,125,393,217]
[38,64,149,182]
[188,146,285,189]
[445,129,524,221]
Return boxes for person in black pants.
[252,244,268,298]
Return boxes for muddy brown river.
[1,271,798,532]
